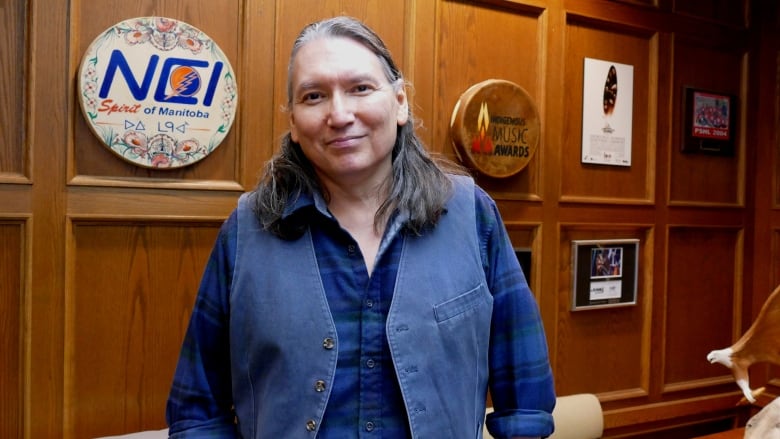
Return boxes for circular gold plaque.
[450,79,540,178]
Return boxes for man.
[166,16,555,439]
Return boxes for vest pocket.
[433,283,492,323]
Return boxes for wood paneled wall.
[1,0,778,437]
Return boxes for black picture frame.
[514,248,532,282]
[571,239,638,311]
[681,86,737,156]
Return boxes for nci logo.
[99,49,223,106]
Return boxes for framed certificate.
[571,239,639,311]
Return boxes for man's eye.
[301,92,324,103]
[353,84,373,93]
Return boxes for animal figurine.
[707,284,780,404]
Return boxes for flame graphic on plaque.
[471,102,494,154]
[602,65,617,134]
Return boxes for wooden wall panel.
[0,0,27,178]
[28,0,69,434]
[669,39,746,206]
[65,222,220,438]
[556,226,651,398]
[69,1,243,187]
[673,0,748,28]
[561,16,655,204]
[434,1,545,200]
[664,227,741,389]
[0,222,24,439]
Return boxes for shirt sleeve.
[475,187,556,439]
[166,212,239,438]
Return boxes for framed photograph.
[571,239,639,311]
[681,86,737,155]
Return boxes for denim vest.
[230,176,492,438]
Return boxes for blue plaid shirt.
[167,185,555,438]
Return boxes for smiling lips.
[326,134,364,147]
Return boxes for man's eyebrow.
[294,81,322,94]
[294,73,383,92]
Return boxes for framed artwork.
[681,86,737,156]
[571,239,639,311]
[581,58,634,167]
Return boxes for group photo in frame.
[571,239,639,311]
[680,86,737,156]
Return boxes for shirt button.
[306,419,317,431]
[366,358,376,368]
[322,337,335,350]
[365,421,375,432]
[314,380,326,392]
[347,244,357,254]
[365,299,374,308]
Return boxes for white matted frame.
[571,239,638,311]
[581,58,634,167]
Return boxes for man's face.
[288,37,408,189]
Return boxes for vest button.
[365,421,375,432]
[306,419,317,431]
[314,379,326,392]
[322,337,335,350]
[366,358,376,368]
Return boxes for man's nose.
[327,93,355,127]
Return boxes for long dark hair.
[253,16,465,237]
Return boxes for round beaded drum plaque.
[77,17,237,169]
[450,79,540,178]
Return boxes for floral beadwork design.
[118,17,210,53]
[112,131,207,169]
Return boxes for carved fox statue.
[707,284,780,403]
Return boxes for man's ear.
[289,111,299,142]
[396,85,409,126]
